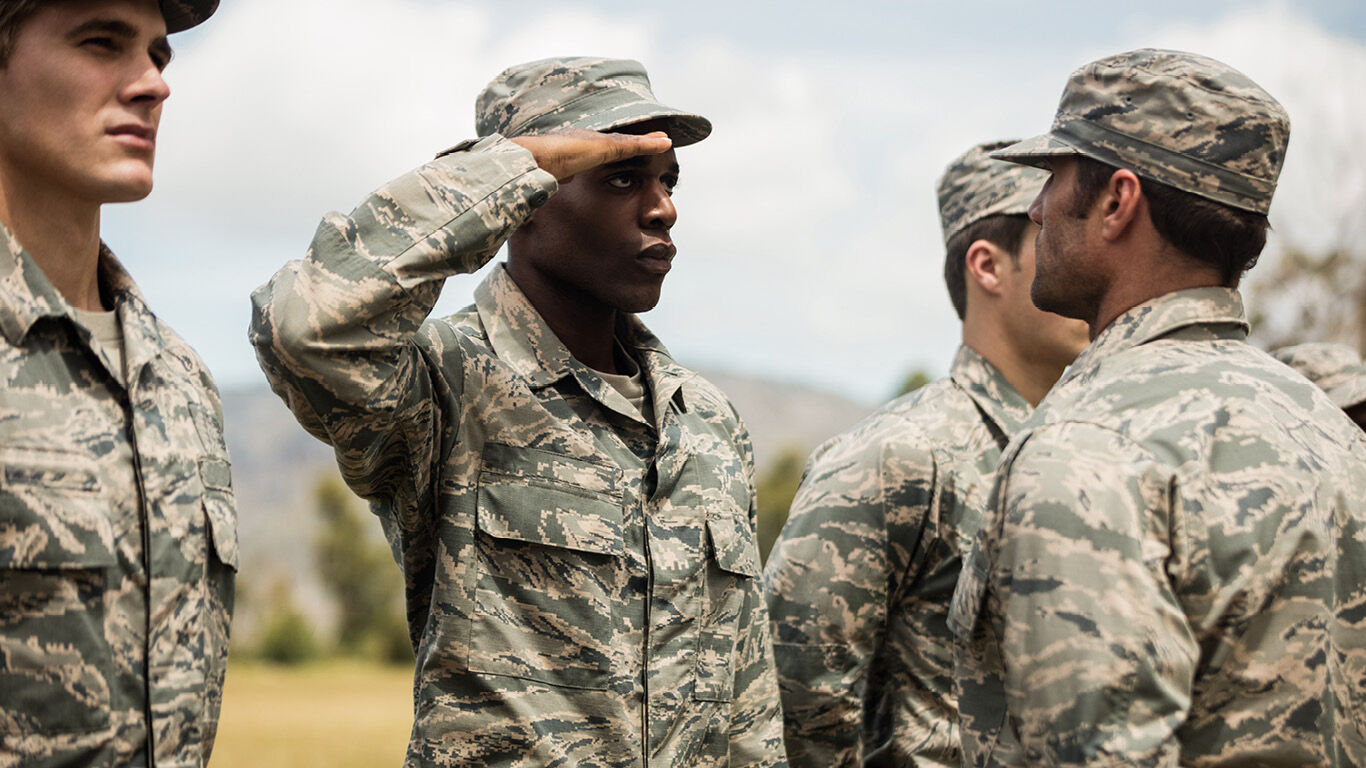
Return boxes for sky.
[101,0,1366,404]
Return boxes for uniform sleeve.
[728,415,790,767]
[989,423,1197,766]
[762,424,935,768]
[248,136,556,527]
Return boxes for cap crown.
[475,56,711,146]
[996,49,1290,214]
[937,140,1047,244]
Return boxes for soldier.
[950,49,1366,766]
[1272,342,1366,432]
[763,142,1089,767]
[0,1,236,766]
[250,57,785,767]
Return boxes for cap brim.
[989,132,1084,169]
[592,109,712,148]
[160,0,218,33]
[611,114,711,148]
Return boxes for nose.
[1028,187,1045,225]
[124,58,171,108]
[642,182,677,231]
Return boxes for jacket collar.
[1055,286,1248,393]
[0,224,165,382]
[474,264,693,425]
[950,344,1032,442]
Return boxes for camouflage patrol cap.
[1271,343,1366,410]
[993,49,1290,214]
[937,140,1048,244]
[476,56,711,146]
[159,0,218,33]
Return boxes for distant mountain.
[221,371,871,630]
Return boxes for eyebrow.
[603,157,681,176]
[68,18,174,63]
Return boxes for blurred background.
[106,1,1366,764]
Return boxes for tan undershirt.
[72,306,126,388]
[594,347,652,424]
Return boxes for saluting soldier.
[0,1,237,766]
[950,49,1366,766]
[250,57,786,767]
[763,141,1089,767]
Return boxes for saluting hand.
[512,129,672,182]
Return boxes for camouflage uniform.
[0,227,237,767]
[249,58,784,768]
[951,49,1366,767]
[1271,343,1366,412]
[763,143,1046,768]
[765,347,1030,768]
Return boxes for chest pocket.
[0,451,117,735]
[468,443,625,690]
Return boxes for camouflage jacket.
[950,287,1366,767]
[249,136,786,768]
[764,346,1030,768]
[0,226,238,767]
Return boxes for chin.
[87,162,156,203]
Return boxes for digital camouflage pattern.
[936,140,1048,244]
[0,225,237,767]
[157,0,217,33]
[764,346,1031,768]
[249,136,785,767]
[950,287,1366,767]
[1271,342,1366,410]
[474,56,712,146]
[993,49,1290,214]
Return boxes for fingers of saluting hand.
[512,129,672,182]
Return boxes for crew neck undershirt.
[72,306,125,388]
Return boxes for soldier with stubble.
[251,57,786,768]
[0,1,237,766]
[763,142,1089,767]
[950,49,1366,766]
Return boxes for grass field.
[211,660,413,768]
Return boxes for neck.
[504,262,620,373]
[962,318,1064,407]
[0,173,105,310]
[1090,244,1224,338]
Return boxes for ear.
[1098,168,1144,241]
[965,239,1006,297]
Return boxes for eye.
[81,35,120,52]
[605,173,634,190]
[662,175,679,195]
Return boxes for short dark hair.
[943,214,1032,320]
[0,0,43,66]
[1069,156,1269,286]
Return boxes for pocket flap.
[0,461,115,570]
[202,490,239,570]
[705,512,761,578]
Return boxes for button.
[528,190,550,208]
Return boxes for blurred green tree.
[756,446,808,563]
[256,579,321,665]
[894,369,932,399]
[314,475,413,664]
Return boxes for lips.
[636,243,676,275]
[108,123,156,150]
